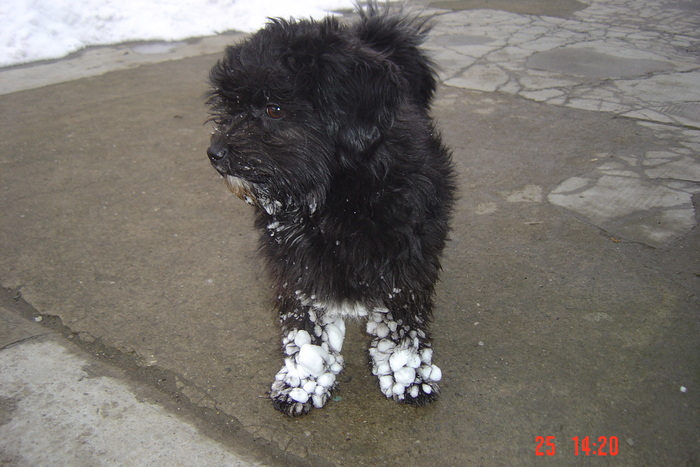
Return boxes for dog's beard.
[224,175,253,202]
[224,175,283,215]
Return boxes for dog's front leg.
[270,300,346,416]
[367,305,442,404]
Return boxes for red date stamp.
[535,436,619,456]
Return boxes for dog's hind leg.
[367,304,442,405]
[270,301,346,416]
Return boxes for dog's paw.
[368,309,443,405]
[269,350,338,416]
[376,362,442,404]
[269,323,347,416]
[270,378,334,416]
[402,380,440,405]
[270,381,315,416]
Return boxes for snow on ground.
[0,0,356,67]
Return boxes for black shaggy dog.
[206,3,455,416]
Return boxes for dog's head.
[206,7,436,214]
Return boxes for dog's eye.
[266,104,284,119]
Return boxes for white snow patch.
[0,0,359,67]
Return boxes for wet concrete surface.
[1,0,699,465]
[429,0,588,17]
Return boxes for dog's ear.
[320,45,406,157]
[353,6,438,109]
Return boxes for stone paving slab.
[430,0,700,128]
[425,0,700,247]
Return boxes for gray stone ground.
[1,0,698,465]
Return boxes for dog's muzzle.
[207,146,258,206]
[207,140,273,211]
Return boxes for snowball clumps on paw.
[271,313,350,414]
[289,387,310,403]
[294,330,312,348]
[323,322,345,352]
[297,344,329,377]
[366,309,442,401]
[317,372,336,388]
[394,366,416,385]
[429,364,442,382]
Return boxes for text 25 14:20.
[535,436,619,456]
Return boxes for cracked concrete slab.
[429,0,588,18]
[430,0,700,127]
[548,120,700,246]
[526,47,674,79]
[0,334,259,466]
[549,174,695,246]
[426,0,700,247]
[0,301,294,466]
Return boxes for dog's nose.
[207,145,228,162]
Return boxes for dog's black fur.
[207,3,455,416]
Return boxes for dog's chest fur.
[258,192,384,306]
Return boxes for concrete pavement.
[0,302,268,466]
[1,0,698,465]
